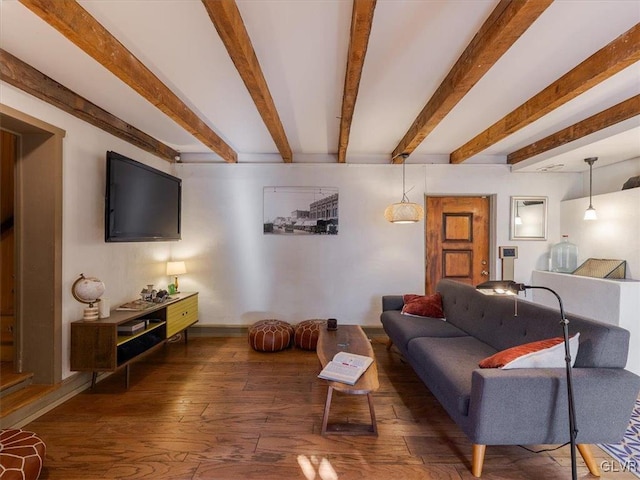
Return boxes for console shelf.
[71,292,198,388]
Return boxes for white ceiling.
[1,0,639,172]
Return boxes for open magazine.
[318,352,373,385]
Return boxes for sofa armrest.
[467,367,640,445]
[382,295,404,312]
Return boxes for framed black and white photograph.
[263,187,339,235]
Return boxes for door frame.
[424,194,496,293]
[1,104,64,384]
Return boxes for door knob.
[481,270,489,276]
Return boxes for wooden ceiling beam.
[391,0,552,164]
[19,0,237,163]
[202,0,292,163]
[508,95,640,165]
[451,22,640,164]
[0,49,179,162]
[338,0,377,164]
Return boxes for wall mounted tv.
[105,151,181,242]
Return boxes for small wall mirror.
[510,196,547,240]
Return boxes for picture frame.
[263,187,339,235]
[510,196,547,240]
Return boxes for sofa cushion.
[479,333,580,369]
[407,336,496,417]
[381,310,468,353]
[402,293,445,318]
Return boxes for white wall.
[176,162,579,328]
[579,156,640,197]
[560,187,640,279]
[559,157,640,279]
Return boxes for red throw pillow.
[401,293,445,318]
[479,333,580,369]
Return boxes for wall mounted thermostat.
[498,246,518,281]
[499,246,518,259]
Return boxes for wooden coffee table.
[316,325,379,435]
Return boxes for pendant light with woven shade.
[384,154,424,224]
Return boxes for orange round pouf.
[248,319,294,352]
[294,319,326,350]
[0,429,46,480]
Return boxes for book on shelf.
[117,319,147,334]
[116,299,155,311]
[318,351,374,385]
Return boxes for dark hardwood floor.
[25,336,634,479]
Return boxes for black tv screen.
[105,151,181,242]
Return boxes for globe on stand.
[72,274,105,320]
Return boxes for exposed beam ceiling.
[18,0,238,163]
[451,22,640,164]
[0,48,179,162]
[337,0,377,164]
[202,0,292,163]
[2,1,638,170]
[390,0,553,164]
[508,95,640,165]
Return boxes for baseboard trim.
[0,371,96,429]
[189,324,386,338]
[189,325,248,337]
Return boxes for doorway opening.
[0,104,64,387]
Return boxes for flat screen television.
[105,151,181,242]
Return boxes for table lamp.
[476,280,578,480]
[166,261,186,293]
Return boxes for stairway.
[0,363,57,428]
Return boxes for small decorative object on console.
[140,284,156,301]
[71,273,106,320]
[154,289,169,302]
[116,299,155,311]
[117,319,147,335]
[327,318,338,331]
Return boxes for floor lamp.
[476,280,578,480]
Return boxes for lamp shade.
[583,206,597,221]
[384,201,424,224]
[166,261,186,276]
[476,280,525,295]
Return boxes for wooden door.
[425,196,490,294]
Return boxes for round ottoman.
[248,319,294,352]
[294,319,326,351]
[0,429,46,480]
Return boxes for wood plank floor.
[25,336,635,479]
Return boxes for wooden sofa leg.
[386,338,393,350]
[577,444,601,476]
[472,444,486,477]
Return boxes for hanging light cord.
[588,160,593,207]
[401,161,409,203]
[399,153,415,203]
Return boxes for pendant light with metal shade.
[583,157,597,221]
[384,154,424,224]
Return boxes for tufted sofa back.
[436,279,630,369]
